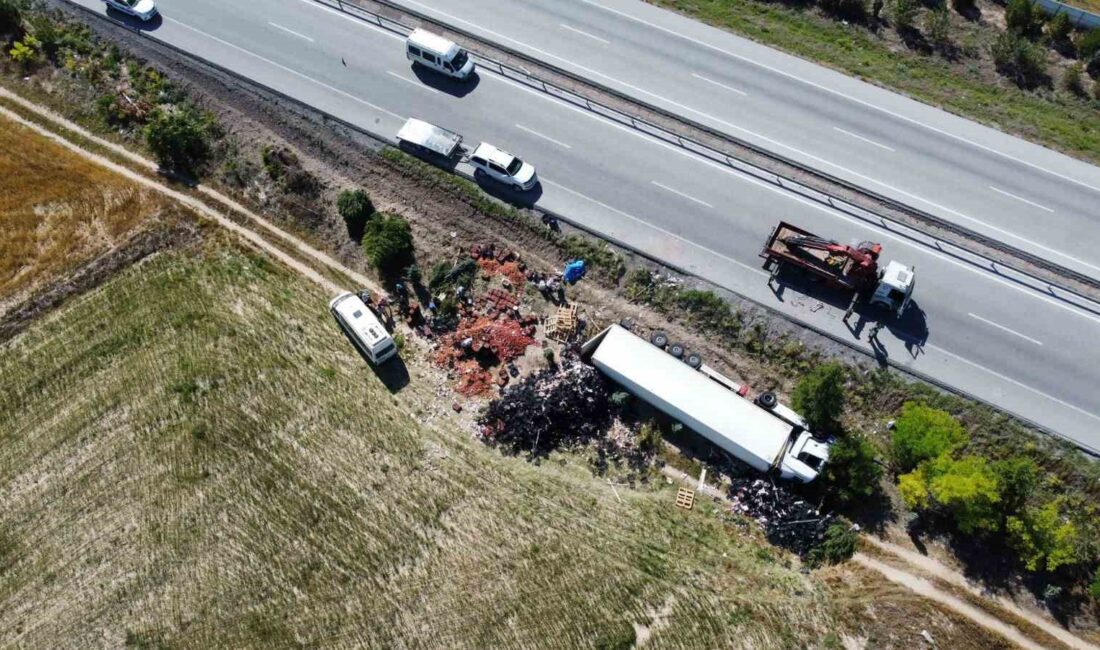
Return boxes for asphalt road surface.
[67,0,1100,452]
[394,0,1100,282]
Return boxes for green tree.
[806,519,859,567]
[991,32,1048,89]
[1005,0,1038,36]
[1089,567,1100,601]
[1046,12,1073,50]
[337,189,375,228]
[891,0,918,31]
[1006,498,1082,572]
[991,456,1037,516]
[925,6,952,50]
[8,33,38,69]
[362,214,415,276]
[1078,29,1100,62]
[926,455,1001,534]
[791,362,846,435]
[890,403,968,472]
[899,465,930,510]
[0,0,25,38]
[824,433,882,505]
[144,105,215,175]
[1062,63,1087,97]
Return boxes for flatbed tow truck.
[761,221,915,320]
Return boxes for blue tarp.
[563,260,587,284]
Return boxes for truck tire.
[620,317,634,331]
[667,343,685,359]
[756,391,777,409]
[650,331,669,348]
[685,353,702,369]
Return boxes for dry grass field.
[0,230,848,648]
[0,115,175,315]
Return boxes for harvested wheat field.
[0,114,177,314]
[0,232,846,648]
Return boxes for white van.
[329,292,398,365]
[405,29,475,80]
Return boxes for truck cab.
[779,431,832,482]
[869,260,915,317]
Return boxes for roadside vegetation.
[4,1,1099,643]
[648,0,1100,164]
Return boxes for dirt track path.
[6,83,1095,650]
[660,466,1097,650]
[0,86,376,295]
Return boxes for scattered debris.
[478,361,611,457]
[545,304,579,342]
[727,479,834,556]
[563,259,587,284]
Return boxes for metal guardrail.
[57,0,1099,453]
[319,0,1100,319]
[1036,0,1100,30]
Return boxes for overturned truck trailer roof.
[584,325,828,482]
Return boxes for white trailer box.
[586,325,829,482]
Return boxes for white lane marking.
[560,23,610,44]
[484,71,1100,326]
[651,180,713,207]
[968,313,1043,346]
[515,123,572,149]
[167,18,404,120]
[927,343,1100,426]
[542,179,768,278]
[834,126,895,152]
[268,21,315,43]
[578,0,1100,198]
[691,72,748,96]
[989,186,1055,214]
[386,70,439,94]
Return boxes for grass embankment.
[649,0,1100,164]
[0,115,174,308]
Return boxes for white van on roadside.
[405,29,475,80]
[329,292,398,365]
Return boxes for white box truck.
[583,325,830,482]
[329,291,398,365]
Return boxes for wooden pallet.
[675,487,695,510]
[545,304,579,341]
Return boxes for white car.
[468,143,538,191]
[103,0,158,21]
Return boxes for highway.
[393,0,1100,281]
[68,0,1100,452]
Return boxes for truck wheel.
[650,331,668,348]
[756,391,777,409]
[619,317,634,331]
[667,343,684,359]
[685,353,702,369]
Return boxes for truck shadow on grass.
[335,325,411,393]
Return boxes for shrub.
[925,6,952,50]
[807,519,858,567]
[1005,0,1039,37]
[1046,12,1073,49]
[0,0,25,38]
[1088,567,1100,601]
[791,362,846,435]
[337,189,375,231]
[824,433,882,505]
[144,105,215,174]
[950,0,975,13]
[1062,63,1087,96]
[820,0,867,21]
[890,403,968,472]
[992,32,1048,88]
[925,454,1001,534]
[991,456,1037,515]
[8,33,38,69]
[1079,29,1100,62]
[362,214,414,276]
[637,422,663,454]
[891,0,918,31]
[1006,498,1082,572]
